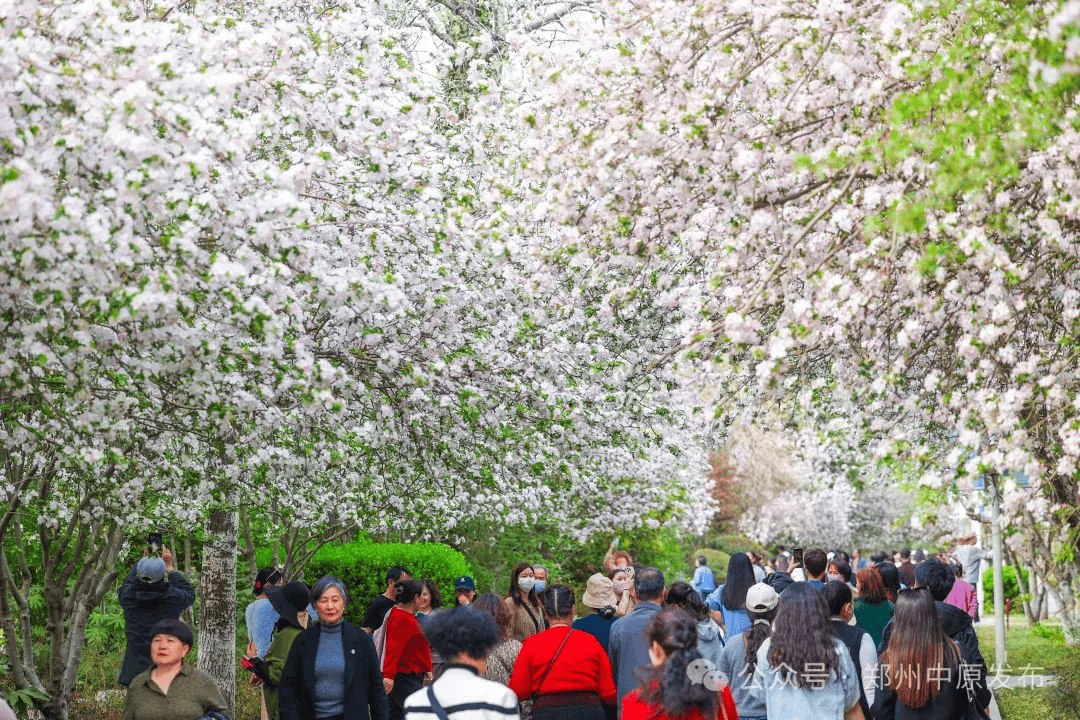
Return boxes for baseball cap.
[136,557,167,584]
[745,583,780,613]
[454,576,475,592]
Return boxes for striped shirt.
[404,666,519,720]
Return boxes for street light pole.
[991,474,1006,673]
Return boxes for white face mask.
[517,577,536,593]
[828,573,843,584]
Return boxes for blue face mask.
[534,581,547,593]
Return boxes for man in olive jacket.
[118,547,195,686]
[607,567,666,715]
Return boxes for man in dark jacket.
[118,547,195,686]
[878,558,992,717]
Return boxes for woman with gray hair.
[278,577,390,720]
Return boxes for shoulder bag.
[529,628,574,702]
[426,685,451,720]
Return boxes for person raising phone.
[119,541,196,687]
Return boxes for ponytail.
[742,607,777,676]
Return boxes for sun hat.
[267,581,311,628]
[582,573,618,609]
[745,583,780,613]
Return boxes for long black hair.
[766,582,839,689]
[721,552,756,610]
[665,582,709,622]
[637,609,717,718]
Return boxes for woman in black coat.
[278,577,390,720]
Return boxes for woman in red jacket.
[621,609,737,720]
[381,579,432,720]
[509,584,617,720]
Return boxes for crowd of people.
[109,538,996,720]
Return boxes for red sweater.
[508,626,617,704]
[381,607,432,678]
[620,687,738,720]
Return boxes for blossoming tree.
[515,0,1080,633]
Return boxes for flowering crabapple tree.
[0,0,716,715]
[508,0,1080,631]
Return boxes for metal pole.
[991,476,1007,673]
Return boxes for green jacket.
[122,661,228,720]
[253,623,304,720]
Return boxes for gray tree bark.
[198,507,239,716]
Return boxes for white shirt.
[405,666,520,720]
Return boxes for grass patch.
[997,686,1055,720]
[975,624,1071,674]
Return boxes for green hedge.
[705,534,769,561]
[982,565,1028,614]
[259,541,473,626]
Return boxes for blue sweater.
[314,621,346,717]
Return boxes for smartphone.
[148,532,163,549]
[793,547,804,567]
[612,537,620,548]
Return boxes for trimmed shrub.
[706,534,769,560]
[982,564,1028,614]
[260,541,473,626]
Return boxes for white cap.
[745,583,779,613]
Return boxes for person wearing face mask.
[610,567,637,618]
[532,564,549,605]
[504,563,547,642]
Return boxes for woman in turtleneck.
[278,576,390,720]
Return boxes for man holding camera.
[118,544,196,687]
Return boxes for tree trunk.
[198,507,239,716]
[1006,545,1037,624]
[183,536,196,628]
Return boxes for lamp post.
[989,473,1006,673]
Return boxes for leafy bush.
[982,564,1028,614]
[706,534,768,560]
[272,540,473,626]
[693,549,731,583]
[1049,643,1080,719]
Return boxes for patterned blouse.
[482,638,523,687]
